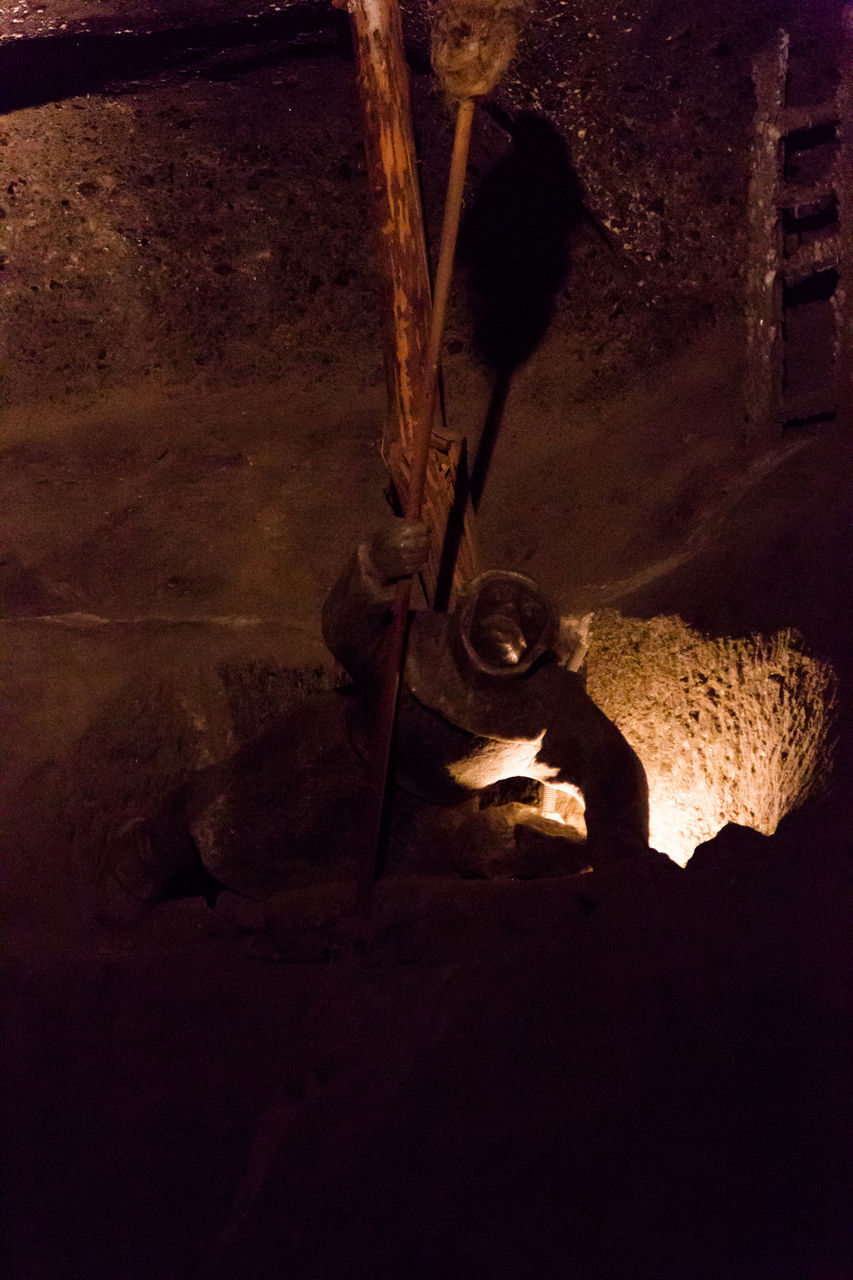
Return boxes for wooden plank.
[340,0,480,600]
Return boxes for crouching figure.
[96,520,650,926]
[323,520,649,866]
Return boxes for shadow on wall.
[460,111,587,378]
[437,112,587,606]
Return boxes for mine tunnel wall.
[1,2,850,908]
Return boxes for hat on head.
[453,570,559,678]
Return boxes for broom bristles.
[430,0,532,100]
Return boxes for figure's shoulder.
[536,655,583,686]
[532,656,589,706]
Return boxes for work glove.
[368,519,430,585]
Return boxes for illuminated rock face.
[584,610,837,865]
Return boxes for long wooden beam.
[337,0,479,600]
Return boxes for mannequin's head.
[453,571,559,678]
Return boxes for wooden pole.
[406,98,475,518]
[339,0,482,911]
[339,0,480,601]
[354,96,476,913]
[338,0,431,481]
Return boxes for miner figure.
[323,520,649,866]
[97,520,650,926]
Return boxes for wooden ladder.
[746,7,852,436]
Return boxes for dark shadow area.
[782,266,839,309]
[783,407,837,430]
[160,861,224,906]
[437,114,589,602]
[0,8,348,113]
[781,191,839,237]
[782,118,839,186]
[459,112,585,376]
[19,813,843,1280]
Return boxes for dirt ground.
[2,4,851,1278]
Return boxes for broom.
[354,0,533,913]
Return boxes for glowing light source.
[583,611,837,866]
[538,781,587,837]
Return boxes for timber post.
[337,0,480,601]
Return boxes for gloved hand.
[368,519,430,585]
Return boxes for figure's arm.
[321,521,429,682]
[537,672,650,863]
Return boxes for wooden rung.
[779,105,839,135]
[778,180,839,209]
[783,238,841,283]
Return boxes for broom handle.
[355,95,476,914]
[407,95,475,518]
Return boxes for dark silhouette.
[0,11,349,114]
[460,111,587,375]
[437,113,594,603]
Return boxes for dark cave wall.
[1,60,383,407]
[3,0,846,413]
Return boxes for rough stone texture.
[2,5,850,905]
[587,610,838,863]
[4,0,848,414]
[1,62,382,405]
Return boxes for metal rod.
[406,95,476,518]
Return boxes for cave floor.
[4,831,851,1280]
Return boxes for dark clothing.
[322,546,650,863]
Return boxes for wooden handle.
[406,94,475,518]
[355,94,477,913]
